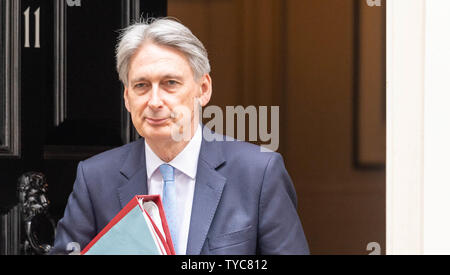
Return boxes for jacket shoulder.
[216,135,281,168]
[81,139,141,171]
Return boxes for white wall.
[423,0,450,255]
[386,0,425,255]
[387,0,450,255]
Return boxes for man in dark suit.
[51,18,309,255]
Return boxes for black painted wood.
[0,0,4,147]
[0,1,167,250]
[0,0,20,157]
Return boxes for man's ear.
[124,86,131,112]
[198,74,212,107]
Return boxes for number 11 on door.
[23,7,40,49]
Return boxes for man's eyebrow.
[130,77,148,84]
[130,74,183,84]
[162,74,183,80]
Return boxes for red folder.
[81,195,175,255]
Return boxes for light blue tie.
[159,164,178,254]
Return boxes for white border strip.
[423,0,450,255]
[386,0,426,255]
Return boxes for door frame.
[386,0,450,254]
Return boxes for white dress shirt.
[144,125,202,255]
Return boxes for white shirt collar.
[144,125,203,180]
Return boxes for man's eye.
[166,80,179,86]
[134,83,147,89]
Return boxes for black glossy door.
[0,0,166,254]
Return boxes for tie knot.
[159,164,174,182]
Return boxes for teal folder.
[81,195,175,255]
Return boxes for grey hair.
[116,17,211,86]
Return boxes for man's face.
[124,42,211,143]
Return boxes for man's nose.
[147,86,164,109]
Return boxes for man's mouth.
[145,117,169,126]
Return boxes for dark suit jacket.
[51,130,309,255]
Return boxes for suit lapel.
[116,131,227,254]
[186,135,226,255]
[118,138,148,208]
